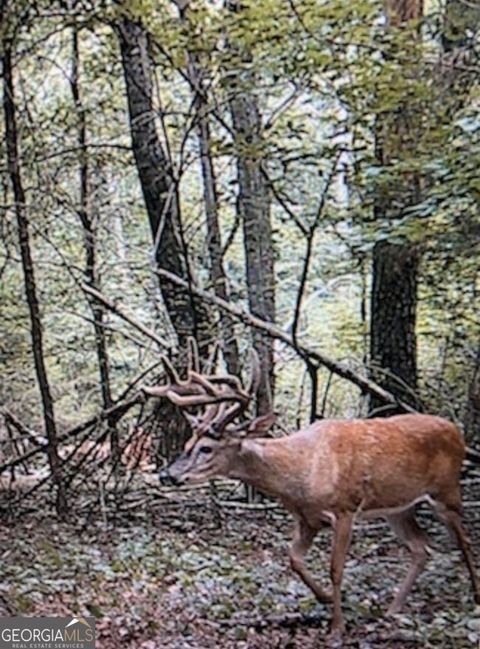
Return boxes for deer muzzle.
[159,466,179,486]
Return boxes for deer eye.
[199,446,213,455]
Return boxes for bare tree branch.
[81,283,172,350]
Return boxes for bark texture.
[227,2,276,414]
[230,92,276,414]
[117,17,211,352]
[385,0,423,23]
[370,242,420,410]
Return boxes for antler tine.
[195,401,228,437]
[188,371,225,397]
[187,337,200,374]
[161,354,181,385]
[165,390,248,408]
[142,384,171,398]
[187,353,259,434]
[147,345,256,437]
[206,374,244,392]
[211,400,247,434]
[246,348,262,397]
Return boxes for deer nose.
[159,467,177,486]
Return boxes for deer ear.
[247,413,277,436]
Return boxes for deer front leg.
[329,513,353,638]
[288,519,333,604]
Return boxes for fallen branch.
[3,410,47,446]
[153,269,414,409]
[0,396,141,475]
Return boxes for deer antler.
[142,339,260,437]
[208,350,261,434]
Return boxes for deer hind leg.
[432,498,480,605]
[329,513,354,636]
[386,509,431,615]
[288,519,332,604]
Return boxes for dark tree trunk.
[226,2,276,414]
[369,0,423,414]
[2,45,67,515]
[116,17,212,353]
[371,0,479,415]
[370,242,420,411]
[70,28,119,465]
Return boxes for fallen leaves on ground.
[0,501,478,648]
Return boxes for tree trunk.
[2,44,67,515]
[226,2,276,415]
[370,241,420,411]
[197,107,240,374]
[116,16,212,354]
[369,0,423,414]
[180,6,239,375]
[70,28,119,466]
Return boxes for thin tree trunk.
[70,28,119,466]
[2,45,67,515]
[116,16,212,354]
[186,45,240,375]
[369,0,423,414]
[226,1,276,415]
[230,91,275,415]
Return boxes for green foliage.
[1,0,479,428]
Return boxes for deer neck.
[226,437,309,501]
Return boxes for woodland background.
[1,0,480,647]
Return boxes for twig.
[320,370,334,418]
[81,283,172,350]
[291,154,340,346]
[0,397,141,475]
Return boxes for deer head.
[142,339,276,485]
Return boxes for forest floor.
[1,477,480,649]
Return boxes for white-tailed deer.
[144,342,479,639]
